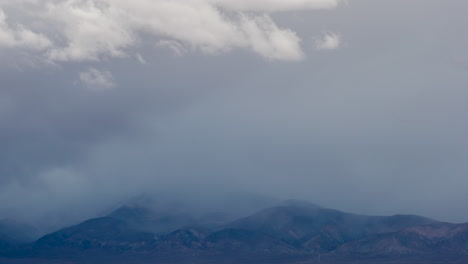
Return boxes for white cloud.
[109,0,304,60]
[45,1,136,62]
[239,14,304,61]
[79,68,115,91]
[0,9,51,50]
[0,0,342,63]
[315,32,341,50]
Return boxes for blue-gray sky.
[1,0,468,230]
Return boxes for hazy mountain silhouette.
[333,222,468,257]
[230,200,436,252]
[1,200,468,264]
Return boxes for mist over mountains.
[1,0,468,263]
[2,0,468,227]
[1,197,467,264]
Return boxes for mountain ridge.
[1,200,467,263]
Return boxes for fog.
[1,0,468,234]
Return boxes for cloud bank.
[0,0,341,62]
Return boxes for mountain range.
[0,199,467,264]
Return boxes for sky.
[1,0,468,231]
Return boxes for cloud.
[79,68,115,90]
[136,53,147,64]
[45,1,136,62]
[0,0,342,63]
[2,0,468,229]
[0,9,51,50]
[315,32,341,50]
[157,40,189,56]
[239,14,305,61]
[212,0,341,12]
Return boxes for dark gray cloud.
[1,0,468,233]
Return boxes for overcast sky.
[1,0,468,230]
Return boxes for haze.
[1,0,468,234]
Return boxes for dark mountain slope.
[32,217,156,256]
[202,228,298,254]
[154,227,210,253]
[332,222,468,258]
[229,202,436,252]
[108,205,200,234]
